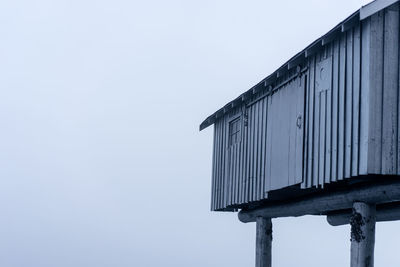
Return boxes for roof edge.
[199,0,398,131]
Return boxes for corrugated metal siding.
[210,3,400,211]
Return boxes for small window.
[229,117,241,146]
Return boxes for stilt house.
[200,0,400,212]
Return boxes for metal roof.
[199,0,398,131]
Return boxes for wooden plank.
[249,105,255,202]
[211,123,216,210]
[238,181,400,223]
[211,122,218,210]
[236,141,241,204]
[260,98,267,199]
[398,7,400,175]
[325,45,333,184]
[288,81,296,185]
[256,217,272,267]
[302,73,309,188]
[238,110,243,204]
[266,96,273,193]
[243,107,250,203]
[272,89,289,190]
[224,116,229,208]
[307,58,316,187]
[345,29,353,179]
[359,18,371,175]
[234,141,238,205]
[242,108,248,203]
[305,40,322,58]
[338,34,346,180]
[254,102,260,200]
[327,202,400,226]
[218,119,223,209]
[331,39,340,182]
[270,91,280,190]
[257,101,263,200]
[352,25,361,177]
[319,90,326,186]
[228,138,233,206]
[360,0,398,19]
[314,57,321,186]
[350,202,376,267]
[221,117,229,208]
[382,5,399,174]
[283,85,291,188]
[367,12,384,174]
[341,12,360,32]
[218,122,224,209]
[296,75,305,183]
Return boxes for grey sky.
[1,0,399,266]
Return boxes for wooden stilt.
[256,217,272,267]
[350,202,376,267]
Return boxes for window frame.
[228,114,242,147]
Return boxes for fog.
[1,0,399,266]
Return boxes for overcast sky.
[2,0,399,266]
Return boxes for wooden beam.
[238,181,400,223]
[342,12,360,32]
[276,65,287,78]
[287,53,305,69]
[305,40,322,58]
[360,0,398,20]
[350,202,376,267]
[327,201,400,226]
[256,217,272,267]
[321,28,341,46]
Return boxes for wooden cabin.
[200,0,400,212]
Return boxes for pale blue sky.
[1,0,398,266]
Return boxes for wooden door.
[266,75,305,191]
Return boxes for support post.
[350,202,376,267]
[256,217,272,267]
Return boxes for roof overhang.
[200,0,398,131]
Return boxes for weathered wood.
[206,3,400,211]
[256,217,272,267]
[350,202,376,267]
[338,34,346,181]
[367,12,384,174]
[382,4,399,174]
[327,201,400,226]
[352,25,361,177]
[359,17,371,175]
[345,29,353,179]
[238,181,400,223]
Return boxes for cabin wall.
[364,5,400,176]
[211,74,304,211]
[210,2,400,211]
[302,3,400,188]
[302,23,364,188]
